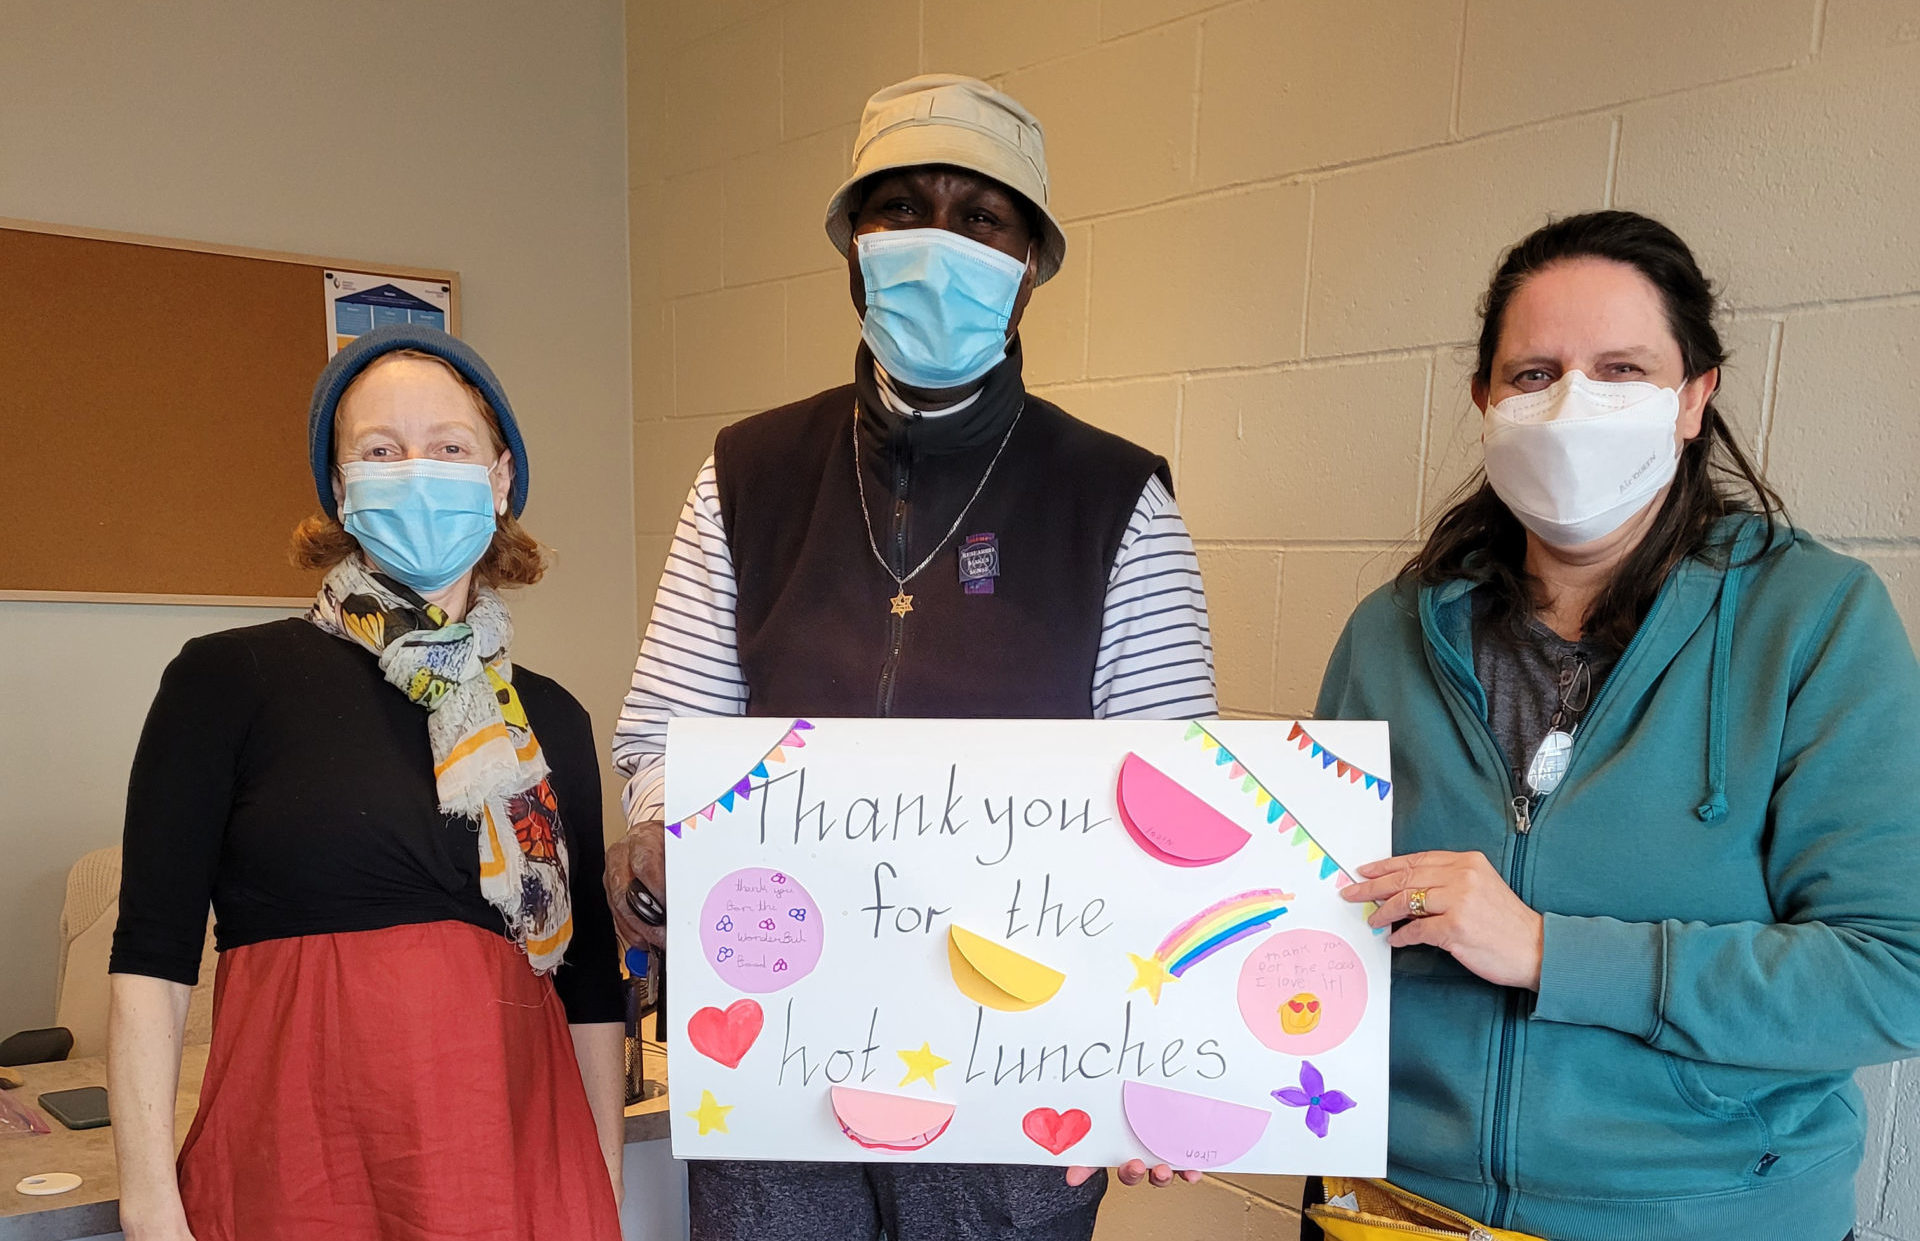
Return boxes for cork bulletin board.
[0,219,459,605]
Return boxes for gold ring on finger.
[1407,888,1431,918]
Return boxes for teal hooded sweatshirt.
[1315,517,1920,1241]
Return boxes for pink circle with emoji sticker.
[699,867,823,992]
[1237,929,1367,1055]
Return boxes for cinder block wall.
[625,2,1920,1236]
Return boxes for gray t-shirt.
[1473,598,1618,799]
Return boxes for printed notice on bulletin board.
[664,717,1393,1172]
[325,270,453,354]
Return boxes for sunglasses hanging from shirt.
[853,403,1023,617]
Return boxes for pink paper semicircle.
[1115,753,1252,867]
[831,1086,957,1152]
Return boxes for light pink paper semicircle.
[831,1086,957,1152]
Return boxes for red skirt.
[177,921,621,1241]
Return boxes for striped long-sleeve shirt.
[611,458,1215,825]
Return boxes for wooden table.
[0,1045,208,1240]
[0,1044,670,1241]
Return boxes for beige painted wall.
[625,0,1920,1235]
[0,0,635,1037]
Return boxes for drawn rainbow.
[1127,888,1294,1005]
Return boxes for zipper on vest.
[876,417,915,716]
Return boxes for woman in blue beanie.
[105,326,626,1240]
[1311,211,1920,1241]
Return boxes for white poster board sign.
[665,718,1392,1174]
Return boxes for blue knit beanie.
[308,325,530,518]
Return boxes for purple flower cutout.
[1272,1061,1356,1139]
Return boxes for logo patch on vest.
[958,533,999,596]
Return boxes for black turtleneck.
[714,343,1169,721]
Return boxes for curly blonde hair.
[292,350,548,588]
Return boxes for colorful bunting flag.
[1182,722,1385,933]
[665,718,813,837]
[1288,723,1392,800]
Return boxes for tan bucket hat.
[823,74,1068,285]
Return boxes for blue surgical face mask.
[338,459,499,593]
[857,228,1028,391]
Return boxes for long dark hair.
[1402,210,1785,651]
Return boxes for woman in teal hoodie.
[1316,211,1920,1241]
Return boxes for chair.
[52,846,217,1058]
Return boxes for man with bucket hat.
[608,75,1215,1240]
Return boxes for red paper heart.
[687,999,764,1069]
[1022,1107,1093,1155]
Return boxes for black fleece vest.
[714,346,1169,720]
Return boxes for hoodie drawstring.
[1696,523,1762,822]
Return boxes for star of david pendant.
[889,591,914,617]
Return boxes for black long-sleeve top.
[109,618,624,1025]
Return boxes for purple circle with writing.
[699,867,824,993]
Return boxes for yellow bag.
[1305,1178,1544,1241]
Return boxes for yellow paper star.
[687,1089,733,1136]
[896,1041,952,1089]
[1126,952,1175,1005]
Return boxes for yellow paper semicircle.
[947,925,1066,1011]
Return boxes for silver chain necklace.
[852,400,1024,617]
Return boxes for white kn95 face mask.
[1482,370,1683,547]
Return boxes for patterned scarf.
[308,558,573,973]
